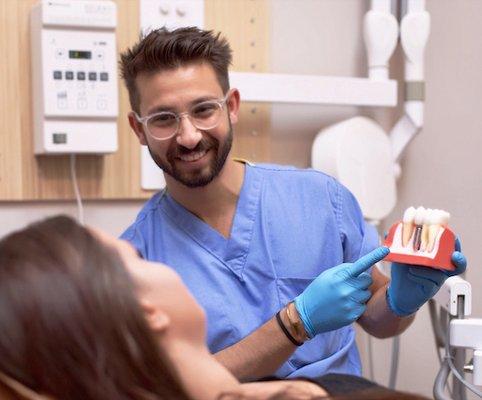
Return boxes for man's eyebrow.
[146,96,221,115]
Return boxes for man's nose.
[176,115,202,149]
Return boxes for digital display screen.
[69,50,92,60]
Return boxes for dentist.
[120,27,467,380]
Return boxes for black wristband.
[275,310,303,346]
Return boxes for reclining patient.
[0,216,429,400]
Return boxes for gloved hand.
[387,238,467,317]
[294,247,389,337]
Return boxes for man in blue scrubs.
[120,27,467,380]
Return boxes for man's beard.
[147,124,233,188]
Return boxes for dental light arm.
[363,0,399,80]
[390,0,430,166]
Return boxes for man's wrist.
[283,302,310,343]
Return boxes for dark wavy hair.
[120,26,233,113]
[0,216,189,400]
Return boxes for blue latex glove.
[294,247,389,337]
[387,238,467,317]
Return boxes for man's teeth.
[402,206,416,246]
[178,150,207,162]
[399,206,450,253]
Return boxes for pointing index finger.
[348,247,390,277]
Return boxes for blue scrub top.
[121,163,378,378]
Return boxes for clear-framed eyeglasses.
[133,91,232,141]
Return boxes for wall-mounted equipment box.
[30,0,118,154]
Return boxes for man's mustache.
[172,138,215,157]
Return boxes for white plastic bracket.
[433,276,472,317]
[450,319,482,385]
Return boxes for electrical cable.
[70,154,84,225]
[433,359,452,400]
[429,299,453,396]
[429,299,446,351]
[388,335,400,389]
[367,334,375,381]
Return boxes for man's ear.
[139,299,170,333]
[227,89,241,125]
[128,112,148,146]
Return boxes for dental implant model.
[384,206,456,271]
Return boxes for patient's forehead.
[87,226,137,257]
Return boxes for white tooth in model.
[413,206,425,251]
[402,206,416,246]
[420,209,432,252]
[427,209,451,252]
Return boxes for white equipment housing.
[312,116,397,221]
[450,319,482,386]
[30,0,118,154]
[434,276,472,317]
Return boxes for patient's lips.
[402,206,416,246]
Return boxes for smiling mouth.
[177,149,209,162]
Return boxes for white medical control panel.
[31,0,118,154]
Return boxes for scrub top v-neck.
[159,162,263,280]
[122,162,378,378]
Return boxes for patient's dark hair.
[120,26,233,113]
[0,215,189,400]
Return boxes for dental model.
[384,206,456,271]
[402,207,416,246]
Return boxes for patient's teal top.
[121,163,378,378]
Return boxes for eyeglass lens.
[147,100,224,139]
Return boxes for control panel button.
[53,70,62,80]
[65,71,74,80]
[100,72,109,81]
[52,133,67,144]
[97,98,107,110]
[55,49,66,59]
[88,72,97,81]
[77,71,86,81]
[77,98,87,110]
[57,99,67,109]
[94,50,105,61]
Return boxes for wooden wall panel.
[0,0,270,201]
[205,0,271,163]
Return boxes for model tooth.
[420,209,434,252]
[440,210,450,226]
[427,210,440,252]
[427,209,444,252]
[414,206,425,226]
[412,207,425,251]
[402,206,416,246]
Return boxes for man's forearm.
[214,309,298,381]
[358,283,414,338]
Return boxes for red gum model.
[383,221,456,272]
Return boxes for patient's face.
[94,229,207,347]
